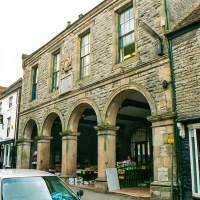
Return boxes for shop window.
[3,144,12,168]
[80,33,90,79]
[32,65,38,101]
[189,125,200,197]
[52,51,60,92]
[118,7,135,62]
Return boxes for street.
[71,186,148,200]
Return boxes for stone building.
[166,3,200,199]
[16,0,198,199]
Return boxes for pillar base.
[95,178,108,192]
[150,181,178,200]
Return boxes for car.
[0,169,84,200]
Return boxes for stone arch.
[41,108,64,137]
[22,115,40,140]
[103,83,157,126]
[66,98,101,132]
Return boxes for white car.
[0,169,83,200]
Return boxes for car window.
[1,176,78,200]
[2,177,51,200]
[43,176,78,200]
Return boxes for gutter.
[164,0,182,199]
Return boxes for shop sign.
[132,132,146,142]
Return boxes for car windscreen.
[1,176,78,200]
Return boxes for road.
[71,186,148,200]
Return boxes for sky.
[0,0,103,87]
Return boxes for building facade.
[167,3,200,199]
[16,0,198,199]
[0,79,22,169]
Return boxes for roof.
[166,3,200,39]
[0,169,55,179]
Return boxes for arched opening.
[106,89,153,188]
[30,124,38,169]
[77,106,98,169]
[23,119,38,169]
[116,92,152,165]
[49,116,62,173]
[68,103,98,184]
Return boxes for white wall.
[0,90,19,141]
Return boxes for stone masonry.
[16,0,198,199]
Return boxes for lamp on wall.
[138,21,164,55]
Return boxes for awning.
[0,139,14,145]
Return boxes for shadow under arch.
[102,83,157,126]
[66,98,101,132]
[22,116,40,140]
[41,108,65,136]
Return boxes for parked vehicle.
[0,169,83,200]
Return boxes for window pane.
[80,33,90,79]
[130,19,134,31]
[124,21,130,34]
[125,10,129,22]
[120,24,125,36]
[119,7,135,62]
[130,8,133,19]
[120,13,124,24]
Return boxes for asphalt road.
[71,187,146,200]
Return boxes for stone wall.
[19,0,174,136]
[172,28,200,118]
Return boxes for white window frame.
[0,102,2,113]
[7,117,11,137]
[188,123,200,198]
[8,96,13,109]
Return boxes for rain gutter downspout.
[164,0,183,199]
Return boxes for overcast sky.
[0,0,103,87]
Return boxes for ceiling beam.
[121,99,150,110]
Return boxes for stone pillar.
[36,136,52,171]
[147,113,178,199]
[16,139,32,169]
[60,132,80,183]
[94,125,119,192]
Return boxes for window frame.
[7,117,11,137]
[31,65,38,101]
[8,96,13,109]
[118,6,135,62]
[188,123,200,198]
[52,51,60,92]
[0,102,2,113]
[80,33,90,80]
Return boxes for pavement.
[71,185,150,200]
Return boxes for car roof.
[0,169,55,179]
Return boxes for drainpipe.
[164,0,183,199]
